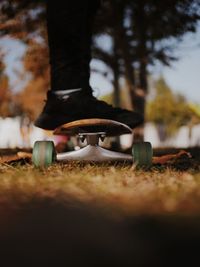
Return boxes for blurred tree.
[0,0,45,40]
[129,0,200,113]
[189,104,200,119]
[0,0,48,119]
[94,0,200,140]
[146,77,193,140]
[16,40,50,120]
[0,0,200,133]
[187,103,200,139]
[0,55,13,117]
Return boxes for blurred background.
[0,0,200,150]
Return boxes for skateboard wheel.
[132,142,153,167]
[32,141,56,167]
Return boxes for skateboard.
[32,118,153,167]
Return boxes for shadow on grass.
[1,198,200,266]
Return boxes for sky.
[0,38,29,92]
[158,25,200,103]
[91,24,200,103]
[0,24,200,103]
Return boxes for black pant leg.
[81,0,101,90]
[47,0,88,91]
[46,0,100,93]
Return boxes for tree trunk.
[110,1,136,110]
[133,58,147,142]
[111,2,145,142]
[113,62,120,107]
[112,41,121,150]
[133,2,148,141]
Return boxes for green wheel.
[132,142,153,167]
[32,141,56,167]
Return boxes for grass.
[1,159,200,266]
[0,162,200,217]
[0,148,200,266]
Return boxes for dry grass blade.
[0,162,199,216]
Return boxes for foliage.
[0,0,48,119]
[16,40,50,120]
[146,77,194,137]
[189,103,200,118]
[0,74,11,117]
[0,58,14,117]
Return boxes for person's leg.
[35,0,143,130]
[46,0,92,94]
[81,0,101,90]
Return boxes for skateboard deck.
[53,118,132,137]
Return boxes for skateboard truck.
[78,132,106,145]
[32,119,153,167]
[56,131,133,162]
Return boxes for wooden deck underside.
[54,118,132,137]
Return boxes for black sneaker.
[34,90,144,130]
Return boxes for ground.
[0,147,200,266]
[0,160,200,216]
